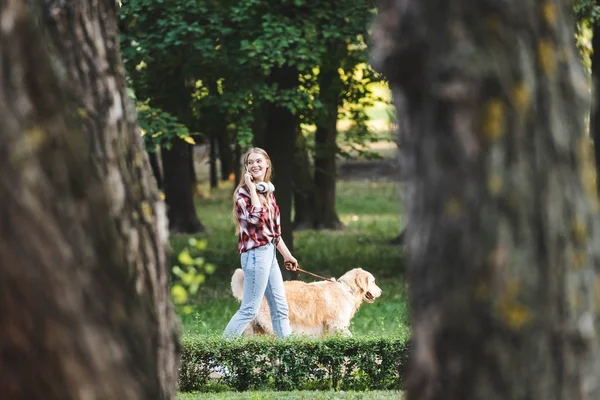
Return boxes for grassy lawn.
[177,390,404,399]
[171,179,407,340]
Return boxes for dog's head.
[338,268,382,303]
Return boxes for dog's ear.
[354,273,369,293]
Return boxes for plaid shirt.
[236,186,281,254]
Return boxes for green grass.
[177,390,404,399]
[171,180,407,340]
[178,278,408,338]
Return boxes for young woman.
[223,147,298,339]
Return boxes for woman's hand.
[244,171,256,192]
[284,255,298,271]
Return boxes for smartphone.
[245,165,254,182]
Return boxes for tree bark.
[0,1,177,399]
[161,138,205,233]
[293,127,319,230]
[372,1,600,399]
[149,150,164,190]
[189,142,197,185]
[150,75,204,233]
[233,141,242,187]
[591,21,600,196]
[264,66,298,275]
[209,132,218,189]
[217,128,233,181]
[314,43,344,230]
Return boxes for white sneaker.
[209,364,231,379]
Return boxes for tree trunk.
[209,132,218,189]
[189,143,197,185]
[591,21,600,196]
[314,44,344,230]
[233,141,242,186]
[293,127,319,230]
[161,138,205,233]
[0,1,177,399]
[149,150,164,190]
[389,230,405,246]
[372,1,600,399]
[252,103,268,149]
[264,66,298,276]
[150,75,203,233]
[217,129,233,181]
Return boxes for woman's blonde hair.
[232,147,274,235]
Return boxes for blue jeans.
[223,243,291,339]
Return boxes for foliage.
[178,335,410,392]
[136,101,196,152]
[573,0,599,72]
[574,0,600,25]
[118,0,388,155]
[177,390,404,400]
[171,238,215,315]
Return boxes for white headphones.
[256,181,275,194]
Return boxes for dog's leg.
[242,324,255,336]
[329,323,352,337]
[339,327,352,337]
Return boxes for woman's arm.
[248,187,261,208]
[277,238,298,270]
[236,193,265,226]
[244,171,262,208]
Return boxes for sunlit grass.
[177,390,404,399]
[171,179,406,340]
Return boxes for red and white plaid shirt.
[235,186,281,254]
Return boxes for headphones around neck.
[256,181,275,194]
[246,164,275,194]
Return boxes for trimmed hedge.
[179,336,410,392]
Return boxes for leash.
[285,262,336,282]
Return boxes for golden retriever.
[230,268,382,337]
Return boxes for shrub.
[179,335,410,393]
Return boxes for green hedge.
[179,336,410,392]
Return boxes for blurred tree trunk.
[153,77,204,233]
[148,151,164,190]
[591,20,600,195]
[207,81,221,188]
[233,140,242,186]
[264,66,298,276]
[161,138,205,233]
[314,42,345,230]
[372,0,600,399]
[0,1,177,399]
[209,132,219,189]
[252,103,268,148]
[293,127,319,230]
[189,142,197,185]
[217,129,233,180]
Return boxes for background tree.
[119,0,387,241]
[0,1,177,398]
[372,0,600,399]
[119,3,209,233]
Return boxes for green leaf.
[205,264,216,274]
[178,249,194,265]
[171,284,188,304]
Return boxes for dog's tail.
[231,268,244,301]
